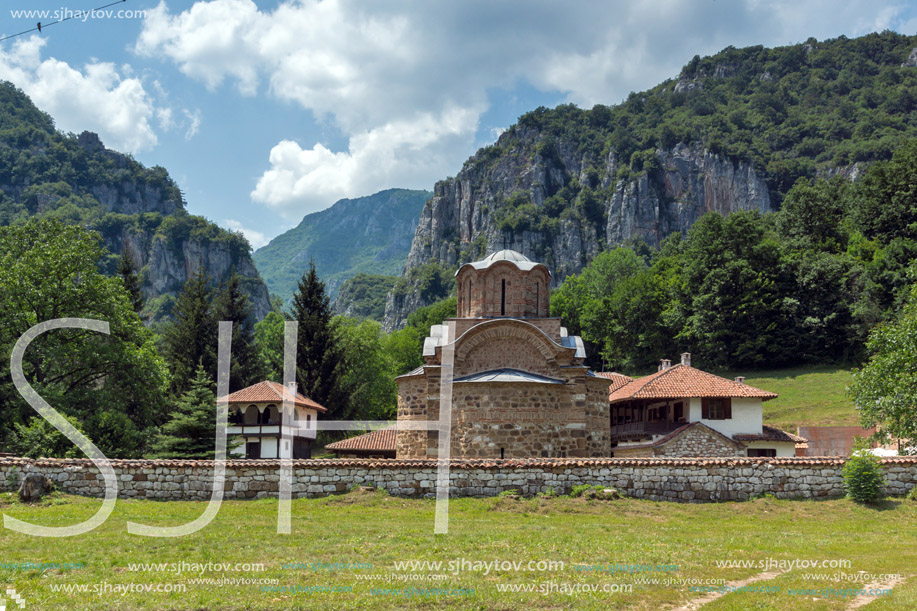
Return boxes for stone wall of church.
[396,375,609,459]
[395,376,430,457]
[585,376,611,456]
[452,383,580,458]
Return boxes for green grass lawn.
[0,490,914,610]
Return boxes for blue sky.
[1,0,916,249]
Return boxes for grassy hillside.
[1,491,914,609]
[620,366,860,431]
[253,188,430,303]
[739,367,860,431]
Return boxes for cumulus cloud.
[136,0,917,215]
[0,36,160,153]
[223,219,269,249]
[251,106,479,212]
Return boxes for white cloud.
[182,108,201,140]
[251,106,479,213]
[223,219,269,249]
[136,0,917,215]
[0,36,161,153]
[156,107,173,130]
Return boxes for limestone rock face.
[383,130,774,330]
[126,234,271,320]
[73,130,272,320]
[902,47,917,67]
[607,142,771,247]
[2,124,272,321]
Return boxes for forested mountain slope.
[385,31,917,329]
[0,82,271,321]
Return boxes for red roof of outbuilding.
[220,381,328,412]
[608,364,777,403]
[326,428,397,454]
[595,372,635,397]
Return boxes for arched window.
[501,279,506,316]
[244,405,258,425]
[263,404,278,425]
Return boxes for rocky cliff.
[383,135,773,330]
[383,33,917,330]
[0,83,271,321]
[111,219,271,321]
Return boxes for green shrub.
[570,484,606,498]
[842,451,886,503]
[907,486,917,501]
[5,466,19,491]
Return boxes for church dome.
[455,249,551,318]
[458,249,548,274]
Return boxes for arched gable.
[452,319,574,377]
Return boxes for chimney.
[735,376,745,384]
[286,381,297,400]
[659,359,671,371]
[681,352,691,366]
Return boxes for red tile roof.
[735,425,807,444]
[220,381,328,412]
[608,364,777,403]
[595,372,635,397]
[326,428,397,454]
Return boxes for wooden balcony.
[226,419,316,439]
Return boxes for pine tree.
[215,269,264,391]
[162,268,216,395]
[118,247,144,314]
[291,261,348,421]
[150,364,219,458]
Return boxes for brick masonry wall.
[1,457,915,503]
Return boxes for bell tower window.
[501,279,506,316]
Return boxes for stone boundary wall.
[1,457,915,503]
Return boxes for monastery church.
[229,249,806,460]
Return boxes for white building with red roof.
[222,381,327,459]
[605,353,805,458]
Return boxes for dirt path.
[846,574,908,610]
[671,570,786,611]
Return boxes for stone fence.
[1,457,915,503]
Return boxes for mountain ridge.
[383,31,917,330]
[253,188,431,304]
[0,82,272,321]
